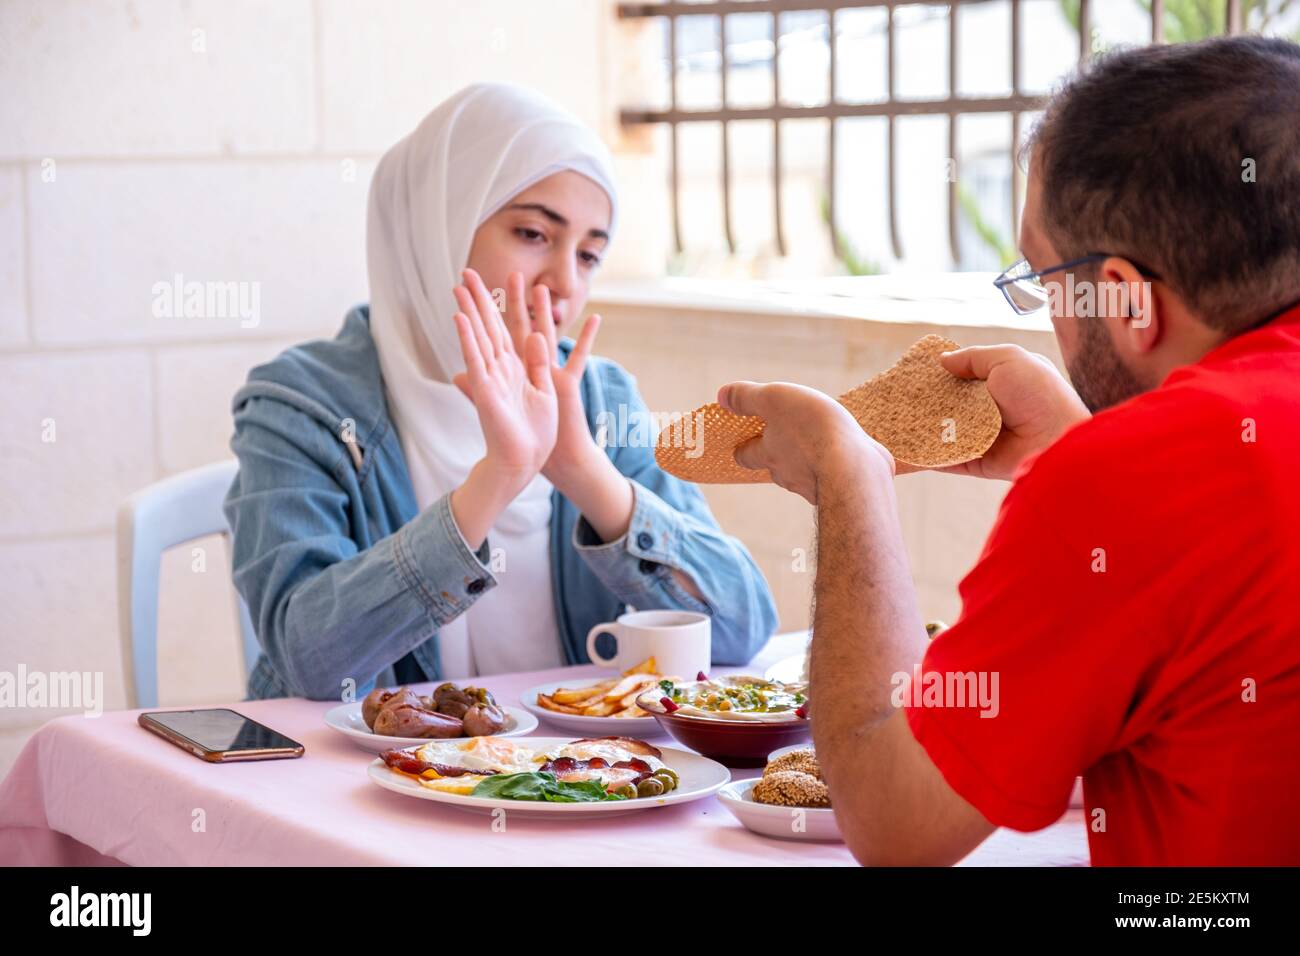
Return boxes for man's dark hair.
[1027,35,1300,334]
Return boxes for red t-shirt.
[905,302,1300,865]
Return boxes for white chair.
[116,459,260,709]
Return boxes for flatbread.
[654,402,771,484]
[654,335,1001,483]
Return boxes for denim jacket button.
[638,558,658,575]
[636,531,654,551]
[466,578,487,595]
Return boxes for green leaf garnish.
[469,771,627,803]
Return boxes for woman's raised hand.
[451,268,558,495]
[487,270,633,544]
[498,272,602,487]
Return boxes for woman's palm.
[452,270,558,480]
[473,339,557,474]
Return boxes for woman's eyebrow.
[506,202,609,242]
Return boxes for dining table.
[0,630,1089,866]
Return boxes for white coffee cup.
[586,610,711,678]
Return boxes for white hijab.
[366,83,619,677]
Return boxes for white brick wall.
[316,0,607,152]
[0,1,318,159]
[0,168,25,346]
[1,350,156,536]
[27,160,373,345]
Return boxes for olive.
[637,777,666,798]
[653,770,678,792]
[614,784,638,799]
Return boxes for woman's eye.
[579,250,602,267]
[516,227,546,243]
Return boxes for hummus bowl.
[636,675,811,767]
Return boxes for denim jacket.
[223,306,778,701]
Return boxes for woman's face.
[465,170,612,336]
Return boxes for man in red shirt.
[720,36,1300,865]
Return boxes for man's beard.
[1065,317,1149,413]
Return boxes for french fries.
[535,657,669,719]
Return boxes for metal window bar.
[618,0,1249,264]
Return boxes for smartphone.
[139,708,305,762]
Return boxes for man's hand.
[938,345,1090,480]
[717,381,893,505]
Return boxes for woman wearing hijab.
[224,83,777,700]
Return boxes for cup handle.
[586,623,620,666]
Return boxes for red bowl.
[635,679,809,767]
[647,710,811,767]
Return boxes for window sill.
[589,273,1053,334]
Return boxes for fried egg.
[554,766,646,791]
[401,738,537,795]
[390,736,671,796]
[417,775,487,795]
[553,739,666,774]
[413,736,541,775]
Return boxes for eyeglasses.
[993,253,1161,315]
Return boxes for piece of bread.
[655,335,1002,483]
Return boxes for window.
[617,0,1296,277]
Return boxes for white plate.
[367,736,731,818]
[763,653,808,685]
[716,778,843,842]
[325,702,538,753]
[768,742,814,763]
[520,679,662,736]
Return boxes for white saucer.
[716,778,843,842]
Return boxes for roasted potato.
[462,701,507,736]
[430,682,475,718]
[362,686,422,730]
[373,702,464,738]
[365,683,505,737]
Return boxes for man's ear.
[1099,255,1161,355]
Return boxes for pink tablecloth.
[0,631,1087,866]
